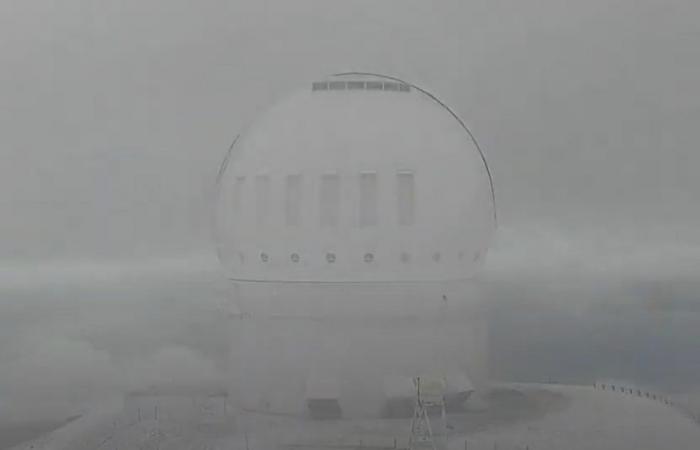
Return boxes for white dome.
[215,73,495,283]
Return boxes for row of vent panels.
[312,80,411,92]
[229,171,415,228]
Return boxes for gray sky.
[1,0,699,270]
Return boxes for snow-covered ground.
[11,383,700,450]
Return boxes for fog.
[1,0,700,448]
[3,264,700,447]
[2,0,699,259]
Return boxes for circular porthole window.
[290,253,300,263]
[364,252,374,263]
[260,252,269,263]
[326,253,336,264]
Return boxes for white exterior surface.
[215,74,495,284]
[216,74,494,416]
[228,300,490,415]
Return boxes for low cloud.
[485,223,700,282]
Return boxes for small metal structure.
[408,376,447,450]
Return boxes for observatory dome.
[215,73,495,283]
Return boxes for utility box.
[305,375,342,420]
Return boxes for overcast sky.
[2,2,700,433]
[1,0,699,276]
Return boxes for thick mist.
[1,0,700,447]
[1,0,699,259]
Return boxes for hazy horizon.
[1,1,700,448]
